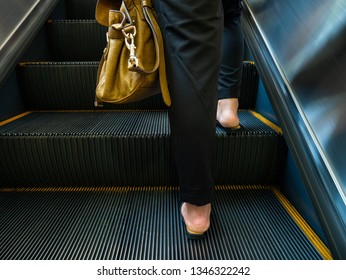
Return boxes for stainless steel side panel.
[245,0,346,200]
[242,0,346,258]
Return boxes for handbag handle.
[142,1,171,106]
[121,1,160,75]
[96,0,122,27]
[123,0,170,106]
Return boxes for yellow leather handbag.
[95,0,171,107]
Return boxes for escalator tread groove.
[16,62,258,111]
[0,186,323,260]
[0,111,286,187]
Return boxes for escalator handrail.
[0,0,59,88]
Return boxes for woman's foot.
[181,202,211,238]
[216,98,240,129]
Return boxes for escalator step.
[16,61,166,110]
[0,111,286,187]
[65,0,98,20]
[45,20,258,110]
[0,186,323,260]
[216,111,286,185]
[46,20,107,61]
[16,62,258,110]
[240,62,259,109]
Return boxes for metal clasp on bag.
[122,25,139,69]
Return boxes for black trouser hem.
[218,86,241,99]
[180,187,214,206]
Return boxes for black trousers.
[154,0,241,205]
[219,0,244,99]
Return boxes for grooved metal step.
[16,62,259,110]
[65,0,98,20]
[0,110,286,187]
[0,186,323,260]
[46,20,107,61]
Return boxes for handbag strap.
[125,1,160,75]
[123,0,171,106]
[142,1,171,106]
[96,0,122,26]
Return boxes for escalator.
[0,0,332,260]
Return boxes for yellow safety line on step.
[34,109,167,113]
[2,185,270,193]
[0,110,167,127]
[0,112,32,126]
[2,185,273,193]
[0,186,179,192]
[215,185,273,191]
[1,185,274,192]
[272,188,333,260]
[250,110,282,135]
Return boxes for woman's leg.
[153,0,223,233]
[217,0,244,129]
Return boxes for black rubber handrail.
[0,0,59,88]
[241,1,346,259]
